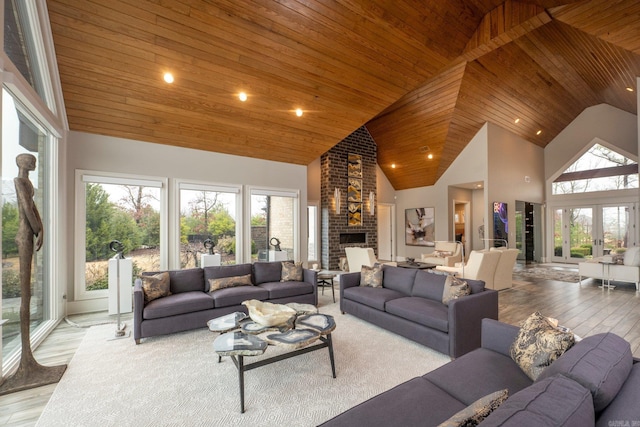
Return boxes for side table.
[317,271,337,303]
[599,261,616,290]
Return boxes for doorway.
[516,201,542,264]
[377,204,395,261]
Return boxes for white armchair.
[489,247,519,290]
[435,250,501,288]
[421,241,462,267]
[344,247,396,273]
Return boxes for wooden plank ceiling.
[46,0,640,190]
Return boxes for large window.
[178,183,240,267]
[553,143,638,195]
[76,173,164,299]
[249,189,299,262]
[1,88,50,360]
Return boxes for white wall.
[66,131,308,313]
[545,104,638,180]
[486,123,545,247]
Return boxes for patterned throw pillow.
[437,389,509,427]
[208,274,253,292]
[510,311,575,380]
[442,275,470,306]
[140,272,171,304]
[434,250,454,258]
[360,265,383,287]
[281,261,303,282]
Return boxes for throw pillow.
[360,265,383,287]
[510,311,575,380]
[208,274,253,292]
[623,247,640,266]
[280,261,303,282]
[140,272,171,304]
[442,275,470,306]
[437,389,508,427]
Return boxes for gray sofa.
[321,318,640,426]
[340,265,498,358]
[133,261,317,344]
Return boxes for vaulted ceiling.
[46,0,640,190]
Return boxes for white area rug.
[36,303,449,427]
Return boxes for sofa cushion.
[438,389,508,427]
[203,264,253,292]
[210,285,269,308]
[253,261,283,285]
[258,281,314,299]
[140,272,171,303]
[360,265,383,287]
[412,270,447,301]
[318,377,468,427]
[142,268,205,294]
[481,375,594,427]
[596,363,640,427]
[537,332,632,413]
[208,274,253,292]
[143,291,213,319]
[281,261,303,281]
[343,286,405,311]
[509,312,575,380]
[382,265,417,294]
[426,348,533,406]
[442,275,470,306]
[385,297,449,333]
[466,278,486,294]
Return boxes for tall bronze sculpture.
[0,154,66,395]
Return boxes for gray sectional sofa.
[133,261,317,344]
[340,265,499,358]
[321,318,640,426]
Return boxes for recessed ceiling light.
[626,87,634,92]
[427,153,433,160]
[295,108,303,117]
[536,130,542,135]
[391,163,396,169]
[163,72,174,84]
[514,118,520,124]
[238,92,248,102]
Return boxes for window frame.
[173,179,242,269]
[246,186,300,263]
[74,170,167,301]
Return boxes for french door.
[553,203,636,263]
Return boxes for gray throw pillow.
[140,272,171,304]
[442,275,470,306]
[437,389,508,427]
[360,265,383,287]
[208,274,253,292]
[510,311,575,380]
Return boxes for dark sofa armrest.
[339,272,360,312]
[133,278,144,344]
[480,318,520,357]
[448,288,498,358]
[303,268,319,306]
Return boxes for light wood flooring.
[2,263,640,426]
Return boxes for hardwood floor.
[1,264,639,426]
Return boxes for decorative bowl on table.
[242,299,297,327]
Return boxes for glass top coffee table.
[210,310,336,413]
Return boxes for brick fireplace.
[321,126,377,270]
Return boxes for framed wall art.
[405,207,435,246]
[347,177,362,202]
[347,153,362,178]
[348,203,362,226]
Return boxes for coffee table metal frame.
[211,312,337,413]
[227,333,336,413]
